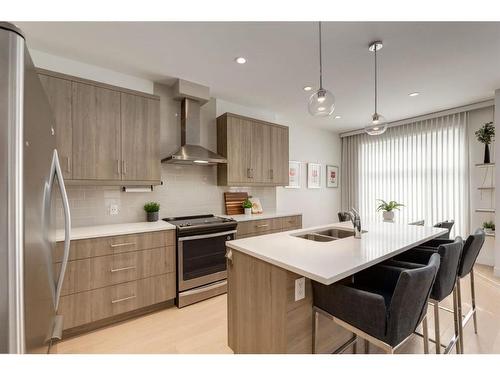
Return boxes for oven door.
[178,230,236,292]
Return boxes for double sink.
[293,228,355,242]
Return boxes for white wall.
[29,49,154,94]
[469,106,495,266]
[495,90,500,276]
[275,115,342,228]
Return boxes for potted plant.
[242,198,253,215]
[483,220,495,234]
[144,201,160,222]
[376,199,404,221]
[475,121,495,164]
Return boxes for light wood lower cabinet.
[59,273,175,330]
[235,215,302,239]
[56,246,175,296]
[55,230,176,334]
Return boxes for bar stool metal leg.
[456,278,464,354]
[470,269,478,334]
[353,334,358,354]
[364,340,369,354]
[433,301,441,354]
[312,309,319,354]
[452,285,461,354]
[422,316,430,354]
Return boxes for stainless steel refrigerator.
[0,22,71,354]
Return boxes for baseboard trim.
[60,300,174,340]
[494,267,500,277]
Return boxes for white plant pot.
[383,211,394,221]
[244,208,252,215]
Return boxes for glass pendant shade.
[364,112,387,135]
[308,88,335,117]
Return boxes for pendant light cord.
[374,44,377,114]
[318,21,323,90]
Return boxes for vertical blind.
[341,112,469,237]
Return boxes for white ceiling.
[16,22,500,132]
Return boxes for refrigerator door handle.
[48,149,71,312]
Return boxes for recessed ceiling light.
[335,115,342,119]
[408,92,420,97]
[303,86,313,92]
[235,57,247,64]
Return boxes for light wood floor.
[53,265,500,354]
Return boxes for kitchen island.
[225,221,447,354]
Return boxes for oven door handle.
[178,230,237,242]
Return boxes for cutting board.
[224,192,248,215]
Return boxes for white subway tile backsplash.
[57,164,277,228]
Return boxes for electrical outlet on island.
[295,277,305,301]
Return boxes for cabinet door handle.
[270,169,274,180]
[247,168,251,179]
[255,224,269,228]
[110,242,136,248]
[66,156,71,173]
[110,266,136,273]
[111,295,136,304]
[122,160,127,175]
[116,159,121,175]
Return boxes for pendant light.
[364,41,387,135]
[308,22,335,117]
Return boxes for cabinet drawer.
[236,218,282,236]
[59,273,175,330]
[54,230,175,262]
[281,215,302,231]
[56,246,175,296]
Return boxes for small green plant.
[242,199,253,209]
[475,122,495,144]
[483,220,495,231]
[144,201,160,213]
[376,199,405,212]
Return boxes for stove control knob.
[227,236,231,240]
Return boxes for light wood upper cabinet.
[270,125,289,185]
[72,82,121,180]
[217,113,289,186]
[38,74,73,179]
[222,116,253,184]
[121,93,160,182]
[37,69,161,185]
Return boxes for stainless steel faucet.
[349,208,362,239]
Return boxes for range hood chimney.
[162,79,227,165]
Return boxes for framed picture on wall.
[286,161,301,188]
[326,165,339,188]
[307,163,321,189]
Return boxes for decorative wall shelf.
[478,186,495,190]
[475,208,496,213]
[484,232,495,237]
[475,163,495,168]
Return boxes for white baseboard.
[494,267,500,278]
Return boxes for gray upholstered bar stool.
[434,220,455,239]
[455,229,485,353]
[387,237,463,353]
[397,229,485,354]
[311,253,440,354]
[337,211,351,222]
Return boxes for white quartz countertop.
[219,211,302,222]
[56,221,176,242]
[226,221,447,285]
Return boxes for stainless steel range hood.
[162,80,227,165]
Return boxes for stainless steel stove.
[163,215,238,307]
